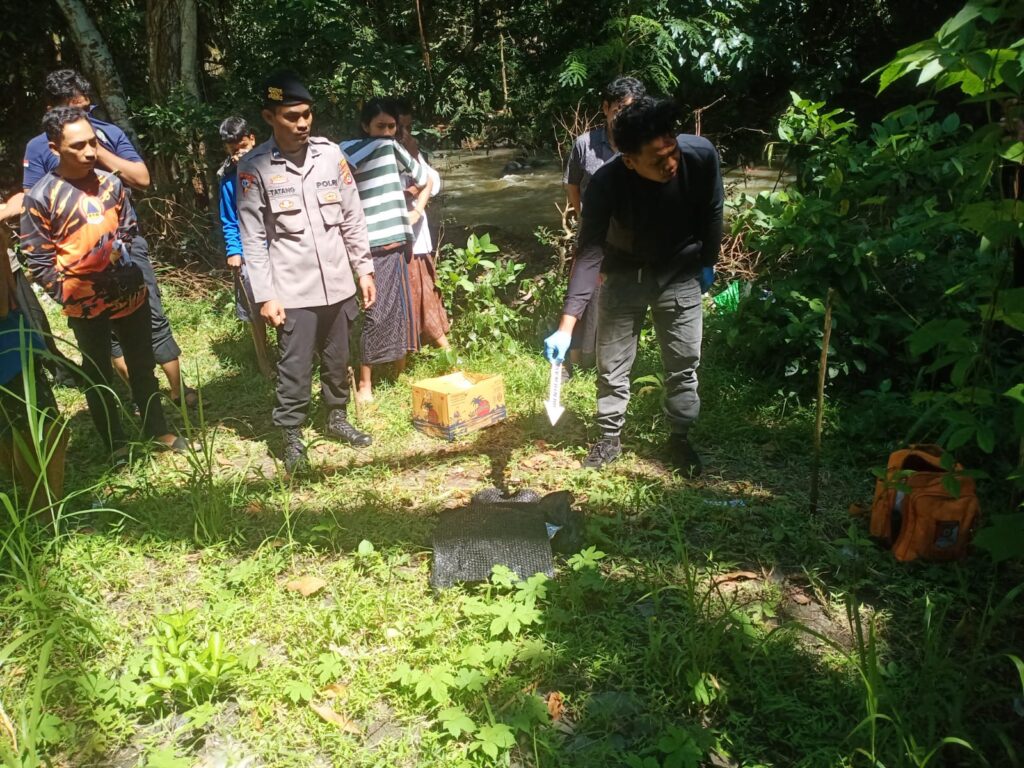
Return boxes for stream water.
[430,148,787,241]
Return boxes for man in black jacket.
[544,98,724,476]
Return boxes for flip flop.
[170,385,200,409]
[154,435,192,453]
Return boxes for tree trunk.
[147,0,182,101]
[52,0,137,141]
[179,0,200,98]
[414,0,431,70]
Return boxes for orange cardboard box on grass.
[412,372,507,441]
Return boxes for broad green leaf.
[414,665,454,704]
[438,706,476,738]
[946,426,975,451]
[917,57,946,85]
[1000,141,1024,162]
[283,679,315,703]
[909,319,969,356]
[973,514,1024,563]
[474,723,515,759]
[356,539,375,557]
[975,423,995,453]
[1004,384,1024,404]
[453,667,489,692]
[937,2,984,40]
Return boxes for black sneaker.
[668,433,703,478]
[282,427,309,474]
[325,410,372,447]
[582,436,622,469]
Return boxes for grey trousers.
[596,271,703,438]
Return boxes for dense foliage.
[730,0,1023,522]
[1,0,964,190]
[1,1,1023,765]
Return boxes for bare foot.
[354,387,374,405]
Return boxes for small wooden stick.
[810,288,835,514]
[235,270,273,379]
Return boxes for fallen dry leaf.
[788,588,813,605]
[323,682,349,700]
[520,455,550,470]
[848,503,869,517]
[712,570,759,586]
[309,701,361,735]
[533,439,549,450]
[286,575,327,597]
[546,691,565,721]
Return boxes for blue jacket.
[0,310,43,387]
[218,159,243,260]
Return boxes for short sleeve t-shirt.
[22,110,143,191]
[563,125,617,200]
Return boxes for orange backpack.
[869,445,980,562]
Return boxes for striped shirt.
[341,138,427,248]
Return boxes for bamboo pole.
[810,288,835,513]
[499,33,510,113]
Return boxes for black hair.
[44,69,91,105]
[611,97,680,155]
[219,116,252,143]
[390,97,413,117]
[603,76,646,105]
[360,98,400,133]
[42,106,90,144]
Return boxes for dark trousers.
[68,302,168,450]
[274,297,357,428]
[596,271,703,438]
[109,236,182,365]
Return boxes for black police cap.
[261,71,313,108]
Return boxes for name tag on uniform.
[271,196,300,213]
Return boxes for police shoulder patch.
[238,171,259,197]
[339,157,354,186]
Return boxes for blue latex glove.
[544,330,572,363]
[699,266,716,294]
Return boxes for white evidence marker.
[545,359,565,425]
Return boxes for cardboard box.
[412,371,507,441]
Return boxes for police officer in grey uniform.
[238,71,376,473]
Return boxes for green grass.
[1,277,1021,768]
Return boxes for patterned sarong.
[361,243,418,365]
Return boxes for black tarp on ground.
[430,489,583,590]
